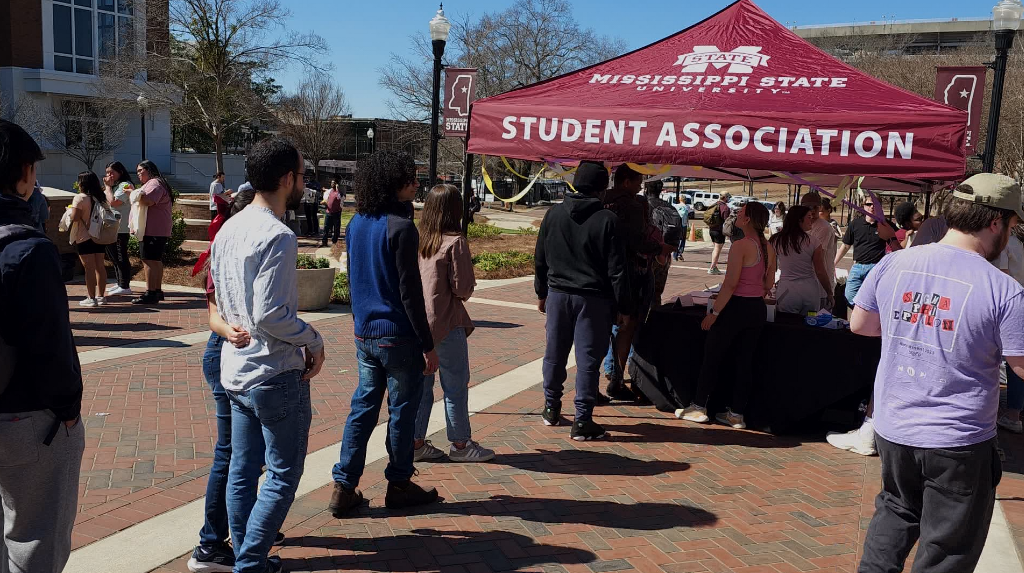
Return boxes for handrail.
[171,157,213,180]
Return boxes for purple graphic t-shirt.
[854,243,1024,448]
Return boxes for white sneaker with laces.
[675,403,709,423]
[715,409,746,429]
[998,414,1023,434]
[413,440,446,462]
[95,297,106,306]
[826,427,876,456]
[448,441,495,463]
[107,286,132,296]
[79,297,98,308]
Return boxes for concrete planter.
[297,267,337,311]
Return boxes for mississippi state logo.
[674,46,770,74]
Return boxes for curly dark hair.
[354,150,417,215]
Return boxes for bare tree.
[158,0,328,172]
[277,75,350,178]
[379,0,625,193]
[40,98,131,172]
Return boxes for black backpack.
[0,224,43,394]
[650,199,683,249]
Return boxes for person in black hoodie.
[0,120,84,573]
[535,161,630,441]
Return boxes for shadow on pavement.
[473,320,524,329]
[490,447,690,477]
[601,422,802,449]
[283,528,598,572]
[71,321,180,332]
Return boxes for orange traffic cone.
[688,225,697,242]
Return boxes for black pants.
[692,295,765,414]
[542,290,614,422]
[302,203,319,236]
[859,435,1001,573]
[105,233,131,289]
[321,212,341,246]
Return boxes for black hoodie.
[0,192,82,422]
[534,192,632,314]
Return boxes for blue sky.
[274,0,994,118]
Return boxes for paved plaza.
[61,244,1024,573]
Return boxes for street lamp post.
[428,4,451,189]
[137,95,149,161]
[367,127,374,156]
[983,0,1024,173]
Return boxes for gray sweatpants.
[0,410,85,573]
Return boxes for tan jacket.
[419,234,476,343]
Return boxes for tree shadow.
[360,495,718,532]
[486,447,690,477]
[281,528,597,572]
[71,321,180,332]
[473,320,523,329]
[601,422,802,449]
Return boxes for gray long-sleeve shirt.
[211,205,324,391]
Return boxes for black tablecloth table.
[630,303,880,433]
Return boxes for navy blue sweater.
[346,207,434,352]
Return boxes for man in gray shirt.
[210,138,324,573]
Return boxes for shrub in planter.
[127,211,187,260]
[332,272,350,305]
[472,250,534,272]
[296,255,336,310]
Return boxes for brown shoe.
[328,483,364,518]
[384,480,439,510]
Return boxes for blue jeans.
[542,290,614,422]
[414,328,472,444]
[845,262,877,308]
[332,337,425,488]
[603,324,634,380]
[226,371,311,573]
[1008,361,1024,411]
[674,233,687,260]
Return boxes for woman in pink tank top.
[676,201,777,430]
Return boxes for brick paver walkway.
[63,241,1024,572]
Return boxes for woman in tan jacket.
[412,184,494,463]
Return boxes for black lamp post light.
[428,4,451,189]
[137,94,149,161]
[983,0,1024,173]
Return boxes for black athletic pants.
[105,233,131,289]
[691,295,765,414]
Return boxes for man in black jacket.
[0,120,84,572]
[535,161,630,441]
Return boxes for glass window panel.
[53,5,72,54]
[76,58,94,75]
[98,13,115,59]
[74,8,92,57]
[117,0,133,15]
[54,55,74,72]
[98,0,115,10]
[75,0,92,6]
[117,16,133,53]
[53,0,71,3]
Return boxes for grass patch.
[332,272,350,305]
[473,250,533,272]
[467,223,503,239]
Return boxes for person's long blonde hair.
[419,184,463,259]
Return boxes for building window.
[51,0,134,75]
[61,99,106,150]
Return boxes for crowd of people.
[3,111,1022,573]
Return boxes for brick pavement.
[64,250,1024,572]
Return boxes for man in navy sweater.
[329,151,440,516]
[535,161,631,441]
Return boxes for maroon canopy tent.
[466,0,969,192]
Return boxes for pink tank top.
[733,237,766,298]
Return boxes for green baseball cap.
[953,173,1024,222]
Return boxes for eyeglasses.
[863,203,874,207]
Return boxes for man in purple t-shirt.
[852,173,1024,573]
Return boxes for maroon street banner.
[934,66,987,154]
[444,68,478,137]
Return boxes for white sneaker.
[95,297,106,306]
[826,428,876,456]
[998,414,1023,434]
[79,297,98,308]
[413,440,446,462]
[675,403,709,423]
[715,409,746,429]
[448,441,495,463]
[106,286,132,296]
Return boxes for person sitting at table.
[676,201,776,430]
[770,205,834,314]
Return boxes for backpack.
[650,200,683,248]
[88,200,121,245]
[0,224,44,395]
[703,201,726,228]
